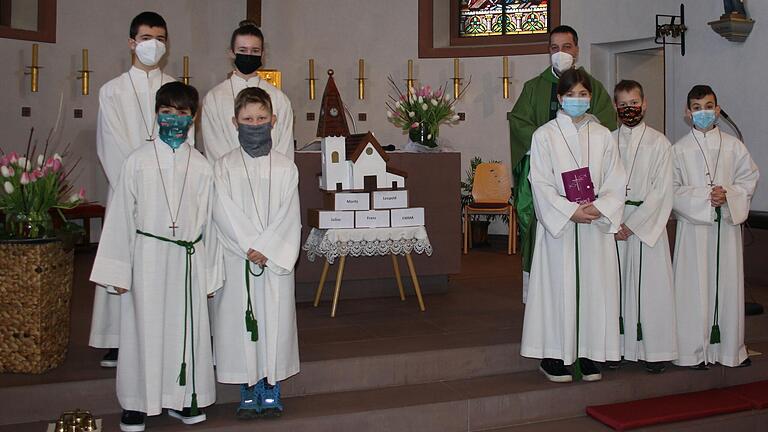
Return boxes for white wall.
[1,0,764,215]
[0,0,245,204]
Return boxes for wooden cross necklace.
[617,123,647,197]
[153,141,192,237]
[691,127,722,188]
[128,70,165,142]
[556,118,590,169]
[239,148,272,229]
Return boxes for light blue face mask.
[157,113,193,150]
[691,110,717,130]
[561,97,591,118]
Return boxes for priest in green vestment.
[507,25,617,301]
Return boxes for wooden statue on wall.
[316,69,350,138]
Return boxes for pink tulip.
[8,152,18,164]
[78,186,86,200]
[33,168,44,180]
[20,172,30,185]
[435,89,443,98]
[0,156,8,166]
[52,158,62,172]
[410,122,419,128]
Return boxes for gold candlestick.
[452,58,462,99]
[501,56,510,99]
[180,56,190,85]
[406,59,415,96]
[307,58,316,100]
[77,49,92,96]
[25,43,41,93]
[356,58,366,100]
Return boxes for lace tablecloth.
[303,226,433,264]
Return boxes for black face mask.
[234,54,262,75]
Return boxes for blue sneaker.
[236,383,261,420]
[256,379,283,418]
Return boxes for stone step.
[4,342,766,432]
[0,328,534,426]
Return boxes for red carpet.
[726,380,768,409]
[586,388,754,431]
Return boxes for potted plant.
[385,76,469,151]
[0,130,85,373]
[461,156,513,247]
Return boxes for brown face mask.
[617,106,644,127]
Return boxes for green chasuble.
[507,67,617,272]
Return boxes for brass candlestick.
[452,58,462,99]
[307,58,316,100]
[25,43,41,93]
[406,59,415,96]
[48,409,100,432]
[77,49,92,96]
[180,56,190,85]
[356,58,366,100]
[501,56,510,99]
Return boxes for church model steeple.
[316,69,350,138]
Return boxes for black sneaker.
[736,357,752,368]
[100,348,118,368]
[168,407,206,425]
[579,358,602,381]
[689,361,709,370]
[645,361,666,374]
[120,410,145,432]
[539,358,572,383]
[605,360,622,370]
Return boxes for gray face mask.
[238,123,273,158]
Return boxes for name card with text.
[324,192,371,211]
[308,209,356,229]
[354,210,391,228]
[390,207,425,227]
[372,190,409,209]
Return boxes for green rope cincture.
[616,200,644,337]
[710,207,722,344]
[636,242,644,341]
[244,260,264,342]
[136,229,203,415]
[615,240,624,335]
[572,223,583,381]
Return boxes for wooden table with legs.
[303,226,433,317]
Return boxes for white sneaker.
[168,408,206,425]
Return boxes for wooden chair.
[463,162,517,255]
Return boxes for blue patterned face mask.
[157,113,193,150]
[692,110,717,130]
[561,97,591,118]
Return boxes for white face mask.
[551,51,574,75]
[134,39,166,67]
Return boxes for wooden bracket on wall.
[247,0,261,26]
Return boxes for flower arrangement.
[0,130,85,239]
[385,76,469,148]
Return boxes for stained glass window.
[459,0,549,37]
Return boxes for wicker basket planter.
[0,239,74,374]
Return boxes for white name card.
[390,207,425,227]
[328,192,371,211]
[354,210,391,228]
[372,190,408,209]
[310,210,356,229]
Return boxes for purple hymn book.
[561,167,595,203]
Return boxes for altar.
[293,151,461,302]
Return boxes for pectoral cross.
[146,136,154,142]
[625,185,631,197]
[706,172,715,188]
[169,222,178,237]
